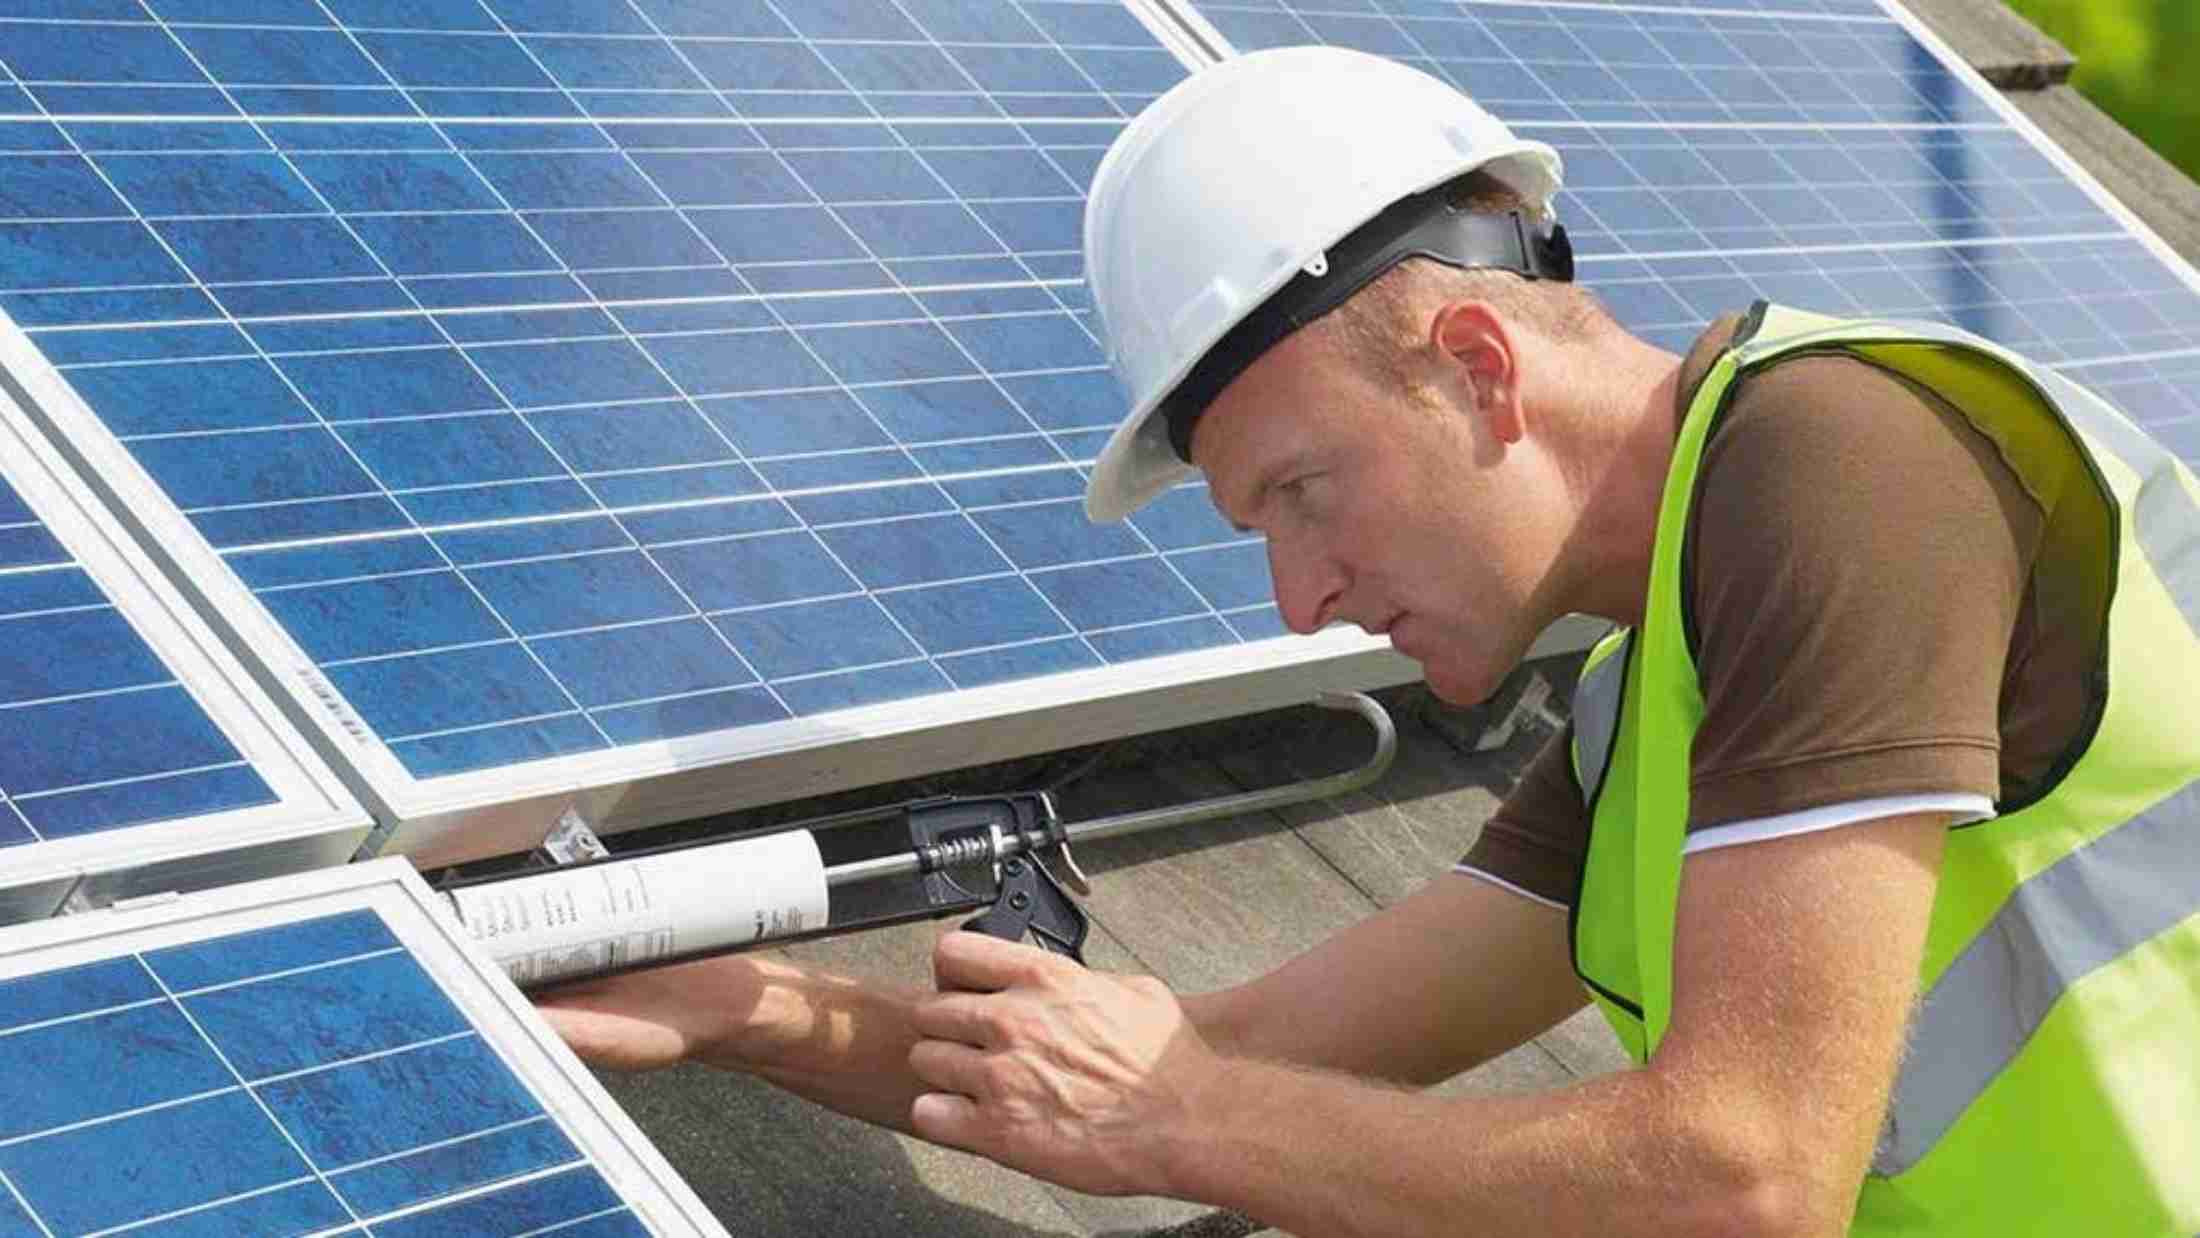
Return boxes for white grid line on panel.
[55,302,1104,372]
[278,520,1262,663]
[1518,119,2006,130]
[0,1084,241,1151]
[81,1174,320,1238]
[324,1113,554,1177]
[0,995,171,1041]
[0,676,185,716]
[0,16,1172,50]
[9,757,255,804]
[0,113,1136,131]
[381,706,585,749]
[168,944,409,998]
[246,1028,479,1088]
[0,794,35,847]
[0,600,117,625]
[15,274,1095,333]
[191,456,1086,556]
[2060,345,2200,371]
[0,1169,57,1238]
[306,1160,601,1238]
[273,520,1269,714]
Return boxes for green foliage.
[2002,0,2200,183]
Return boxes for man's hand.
[907,931,1224,1198]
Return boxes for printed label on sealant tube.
[445,829,828,986]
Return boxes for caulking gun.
[435,692,1394,988]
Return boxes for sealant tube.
[443,829,828,986]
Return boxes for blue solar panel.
[0,457,277,850]
[0,363,363,916]
[0,863,715,1236]
[1185,0,2200,458]
[9,0,2195,831]
[0,0,1294,805]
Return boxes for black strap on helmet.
[1157,181,1575,463]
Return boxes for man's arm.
[1187,868,1584,1086]
[1191,722,1592,1084]
[908,811,1947,1238]
[535,865,1584,1129]
[536,952,936,1133]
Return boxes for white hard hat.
[1081,46,1567,522]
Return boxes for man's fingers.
[537,1004,626,1063]
[933,927,1068,993]
[909,990,1003,1045]
[537,1002,616,1043]
[909,1092,985,1152]
[907,1036,989,1098]
[534,1002,686,1072]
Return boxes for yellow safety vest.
[1568,303,2200,1235]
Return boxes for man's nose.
[1267,537,1344,635]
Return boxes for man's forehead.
[1187,326,1338,478]
[1191,390,1294,486]
[1193,400,1321,532]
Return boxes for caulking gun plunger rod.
[439,693,1397,988]
[827,691,1397,889]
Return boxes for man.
[541,48,2200,1237]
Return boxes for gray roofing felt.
[581,4,2200,1235]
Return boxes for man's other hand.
[908,931,1223,1198]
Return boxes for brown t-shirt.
[1463,312,2092,906]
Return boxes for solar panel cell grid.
[0,1,1304,794]
[1189,0,2200,459]
[0,468,278,849]
[1199,0,2007,125]
[2074,352,2200,460]
[0,907,648,1237]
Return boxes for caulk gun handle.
[960,855,1089,965]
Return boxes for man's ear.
[1428,300,1524,444]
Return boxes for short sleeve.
[1683,354,2043,831]
[1461,728,1591,907]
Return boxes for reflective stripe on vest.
[1569,628,1629,810]
[2034,365,2200,634]
[1567,303,2200,1236]
[1875,774,2200,1174]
